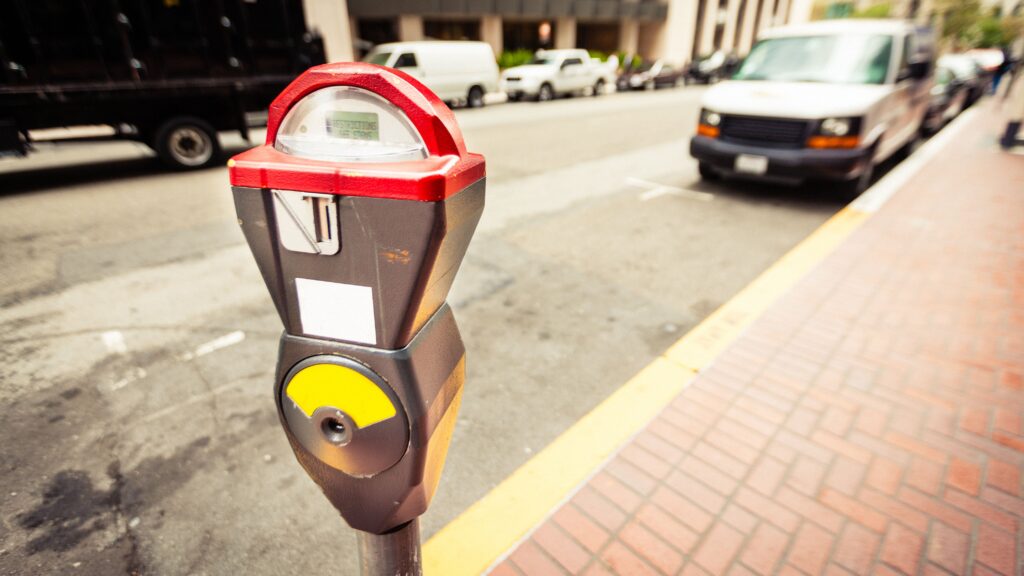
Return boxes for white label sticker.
[295,278,376,345]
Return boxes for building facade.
[302,0,814,66]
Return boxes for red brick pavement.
[489,107,1024,575]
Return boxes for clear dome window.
[274,86,428,163]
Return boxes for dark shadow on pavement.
[0,143,253,197]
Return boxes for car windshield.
[364,51,392,66]
[734,34,893,84]
[530,56,554,65]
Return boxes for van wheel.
[153,116,220,170]
[837,161,874,198]
[537,83,554,102]
[467,86,485,108]
[593,79,605,96]
[698,162,720,181]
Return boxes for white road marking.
[852,106,980,214]
[180,330,246,362]
[100,366,147,393]
[626,177,714,202]
[101,330,127,354]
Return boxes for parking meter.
[227,62,484,539]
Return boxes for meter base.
[275,304,465,534]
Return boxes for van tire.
[467,86,485,108]
[837,154,874,198]
[698,162,720,181]
[153,116,220,170]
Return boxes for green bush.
[851,2,891,18]
[497,49,534,70]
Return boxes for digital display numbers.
[326,111,379,141]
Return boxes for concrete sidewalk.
[476,104,1024,575]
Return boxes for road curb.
[423,106,981,576]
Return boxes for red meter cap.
[229,63,484,201]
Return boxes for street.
[0,87,841,575]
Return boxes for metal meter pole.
[357,519,422,576]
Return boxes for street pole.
[357,519,422,576]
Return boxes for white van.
[691,20,934,195]
[364,41,499,108]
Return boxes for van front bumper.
[690,136,872,183]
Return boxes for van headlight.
[697,108,722,138]
[699,108,722,127]
[820,117,852,136]
[808,117,862,149]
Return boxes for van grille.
[719,116,809,148]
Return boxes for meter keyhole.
[321,416,352,446]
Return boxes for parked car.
[938,54,986,106]
[690,20,935,196]
[364,41,499,108]
[922,63,968,135]
[617,60,686,91]
[685,51,742,84]
[501,49,617,102]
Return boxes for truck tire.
[537,83,554,102]
[593,79,605,96]
[467,86,485,108]
[153,116,220,170]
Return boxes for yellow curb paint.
[424,205,871,576]
[424,357,695,576]
[665,206,867,371]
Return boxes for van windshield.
[364,52,392,66]
[733,34,893,84]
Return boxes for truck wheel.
[593,79,605,97]
[154,117,220,169]
[467,86,485,108]
[537,83,554,102]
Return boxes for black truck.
[0,0,324,169]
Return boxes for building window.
[424,19,481,41]
[357,18,398,56]
[503,20,555,51]
[577,23,619,54]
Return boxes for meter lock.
[280,355,410,477]
[273,190,340,255]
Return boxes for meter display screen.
[327,111,379,141]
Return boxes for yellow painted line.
[425,205,870,576]
[424,358,696,576]
[665,206,867,371]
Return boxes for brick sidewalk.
[488,106,1024,576]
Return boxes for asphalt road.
[0,86,842,575]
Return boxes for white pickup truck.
[501,49,617,102]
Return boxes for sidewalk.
[482,104,1024,575]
